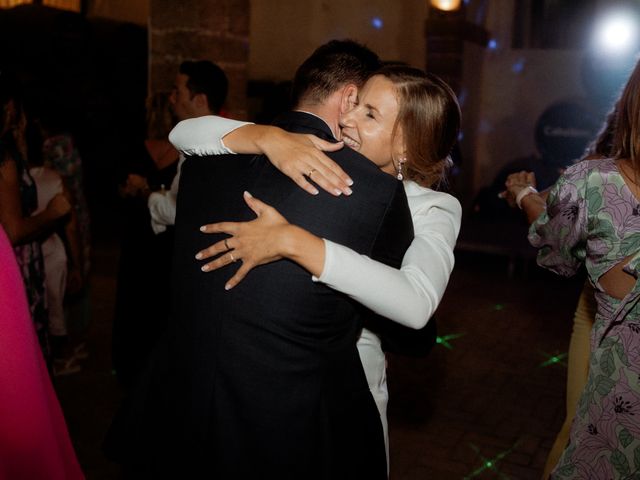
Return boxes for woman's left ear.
[393,127,407,159]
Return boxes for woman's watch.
[515,185,538,209]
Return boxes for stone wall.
[88,0,148,26]
[248,0,426,82]
[149,0,249,119]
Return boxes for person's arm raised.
[501,170,547,224]
[169,115,352,196]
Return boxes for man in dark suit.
[109,40,413,479]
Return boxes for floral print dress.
[530,158,640,479]
[43,134,91,278]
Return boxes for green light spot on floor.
[435,333,465,350]
[538,350,568,368]
[494,304,504,311]
[464,441,520,479]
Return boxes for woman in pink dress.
[0,225,84,479]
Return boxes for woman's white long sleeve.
[169,116,462,328]
[168,115,253,156]
[317,184,461,329]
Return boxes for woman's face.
[339,75,404,176]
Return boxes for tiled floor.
[54,240,583,479]
[386,252,582,479]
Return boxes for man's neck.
[185,108,214,121]
[294,104,340,139]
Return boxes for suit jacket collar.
[271,111,338,142]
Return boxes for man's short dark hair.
[291,40,381,107]
[179,60,229,114]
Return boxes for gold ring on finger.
[307,169,316,178]
[229,252,236,263]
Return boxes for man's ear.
[193,92,208,110]
[340,84,358,114]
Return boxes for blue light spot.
[372,17,383,29]
[488,39,498,50]
[511,58,525,73]
[458,131,464,141]
[457,87,468,106]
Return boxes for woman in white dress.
[170,66,462,465]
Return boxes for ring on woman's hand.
[224,238,230,250]
[229,252,236,263]
[307,168,316,178]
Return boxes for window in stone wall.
[512,0,598,49]
[0,0,80,11]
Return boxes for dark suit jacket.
[113,112,413,479]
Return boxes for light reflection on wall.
[249,0,427,82]
[0,0,80,10]
[0,0,30,7]
[45,0,79,11]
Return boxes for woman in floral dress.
[42,126,91,280]
[0,79,71,360]
[513,60,640,478]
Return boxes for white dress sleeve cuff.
[168,115,253,156]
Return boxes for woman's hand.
[501,171,537,208]
[196,192,290,290]
[255,128,352,197]
[120,173,150,198]
[45,193,72,221]
[501,170,547,223]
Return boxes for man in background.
[112,60,228,388]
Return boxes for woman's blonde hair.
[613,59,640,176]
[378,66,460,188]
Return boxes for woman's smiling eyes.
[349,97,378,121]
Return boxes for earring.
[396,158,406,181]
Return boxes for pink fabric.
[0,227,84,480]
